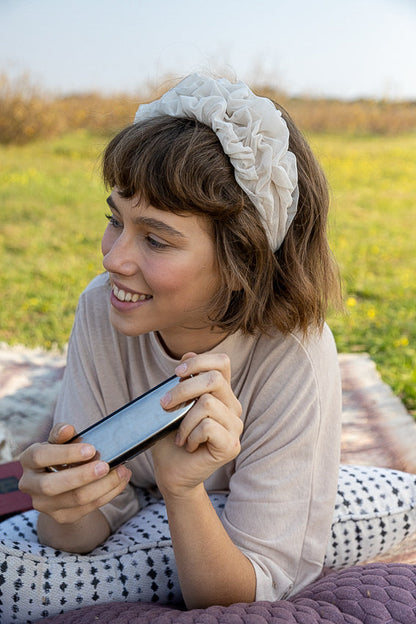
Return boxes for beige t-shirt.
[53,273,342,601]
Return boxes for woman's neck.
[156,328,229,359]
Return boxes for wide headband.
[134,73,298,251]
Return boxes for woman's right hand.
[18,423,132,525]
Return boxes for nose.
[102,228,139,276]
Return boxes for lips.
[112,284,152,303]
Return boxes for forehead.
[107,191,214,240]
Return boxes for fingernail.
[95,462,109,477]
[175,363,187,375]
[160,391,171,407]
[117,465,130,481]
[80,445,95,458]
[57,424,71,436]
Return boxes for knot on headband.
[134,73,298,251]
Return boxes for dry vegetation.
[262,90,416,136]
[1,73,416,144]
[0,73,141,144]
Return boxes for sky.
[1,0,416,101]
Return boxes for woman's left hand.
[151,352,243,498]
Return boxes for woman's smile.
[112,283,152,303]
[110,278,153,311]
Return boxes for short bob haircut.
[102,105,341,337]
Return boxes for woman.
[19,73,342,609]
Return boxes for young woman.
[19,73,342,609]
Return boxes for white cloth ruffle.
[134,73,298,251]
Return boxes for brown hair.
[102,109,341,336]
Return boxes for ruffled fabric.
[134,73,298,251]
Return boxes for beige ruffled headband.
[134,73,299,251]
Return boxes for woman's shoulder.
[236,325,341,434]
[244,325,341,406]
[225,325,340,413]
[70,273,115,345]
[75,273,111,314]
[221,325,339,388]
[82,272,111,296]
[276,324,341,403]
[289,323,338,364]
[250,323,338,371]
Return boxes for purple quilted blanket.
[37,563,416,624]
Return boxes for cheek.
[145,260,201,296]
[101,227,115,256]
[147,266,185,294]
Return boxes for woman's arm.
[163,482,256,608]
[37,508,111,554]
[152,352,255,608]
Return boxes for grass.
[0,131,107,346]
[313,133,416,417]
[0,129,415,417]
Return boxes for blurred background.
[1,0,415,416]
[2,0,416,100]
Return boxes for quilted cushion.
[36,563,416,624]
[1,466,415,623]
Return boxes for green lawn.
[312,133,416,416]
[0,131,107,347]
[1,130,415,416]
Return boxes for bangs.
[102,116,239,219]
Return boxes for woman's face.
[101,189,225,358]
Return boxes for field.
[316,133,416,417]
[0,124,415,418]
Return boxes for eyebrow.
[106,196,185,239]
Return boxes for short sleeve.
[221,327,342,600]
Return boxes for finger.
[175,394,243,446]
[175,352,232,384]
[20,457,113,498]
[20,440,97,472]
[39,468,132,525]
[34,464,131,512]
[184,417,241,460]
[48,423,77,444]
[56,461,132,499]
[162,369,241,415]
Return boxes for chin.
[109,315,149,338]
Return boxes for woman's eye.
[105,213,122,228]
[146,235,169,250]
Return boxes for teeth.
[113,285,151,303]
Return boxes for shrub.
[1,73,416,145]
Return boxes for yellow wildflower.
[394,337,409,347]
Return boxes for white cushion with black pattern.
[325,464,416,568]
[0,465,415,623]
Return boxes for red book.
[0,460,33,520]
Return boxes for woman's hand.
[152,352,243,499]
[151,355,254,607]
[18,423,131,525]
